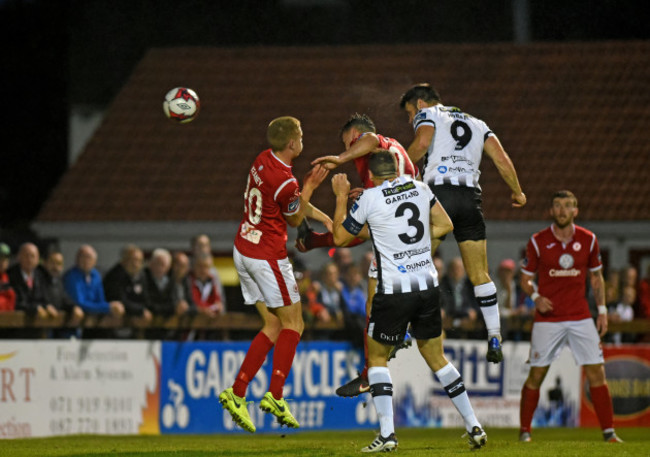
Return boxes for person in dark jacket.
[42,250,84,327]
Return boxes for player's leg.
[458,239,503,363]
[568,319,621,442]
[412,287,486,449]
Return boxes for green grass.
[3,428,648,457]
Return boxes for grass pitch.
[3,428,648,457]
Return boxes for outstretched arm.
[311,133,379,170]
[285,165,330,227]
[483,136,526,208]
[330,173,364,246]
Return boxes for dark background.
[1,0,648,231]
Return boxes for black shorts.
[368,287,442,344]
[430,184,486,242]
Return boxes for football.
[162,87,200,123]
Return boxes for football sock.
[474,282,501,338]
[590,384,614,430]
[520,385,540,433]
[233,331,274,397]
[435,362,480,431]
[368,366,394,437]
[269,329,301,400]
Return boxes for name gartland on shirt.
[342,176,439,294]
[413,105,494,189]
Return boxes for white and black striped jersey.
[412,105,494,190]
[342,176,439,294]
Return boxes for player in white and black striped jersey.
[400,83,527,364]
[330,150,487,451]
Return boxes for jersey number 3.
[395,202,424,244]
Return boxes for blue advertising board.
[159,340,376,434]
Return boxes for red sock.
[590,384,614,430]
[269,329,301,399]
[520,385,540,433]
[233,331,274,397]
[308,232,365,249]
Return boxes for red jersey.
[521,224,602,323]
[352,133,417,188]
[234,149,301,260]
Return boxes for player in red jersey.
[298,114,418,397]
[220,116,331,433]
[518,190,622,443]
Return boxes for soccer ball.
[162,87,200,123]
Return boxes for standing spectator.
[43,250,84,327]
[400,83,526,363]
[518,190,622,443]
[608,286,636,345]
[329,150,486,451]
[8,243,53,319]
[439,257,478,332]
[103,244,152,325]
[64,244,124,318]
[189,253,225,317]
[219,116,331,433]
[190,233,226,310]
[0,243,16,312]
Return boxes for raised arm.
[311,133,380,170]
[407,124,434,163]
[483,136,526,208]
[284,165,329,227]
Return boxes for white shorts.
[529,318,604,367]
[367,254,378,280]
[233,246,300,308]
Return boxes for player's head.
[340,113,376,150]
[550,190,578,228]
[267,116,303,156]
[400,83,442,123]
[368,149,397,182]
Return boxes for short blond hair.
[267,116,301,151]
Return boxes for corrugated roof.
[37,41,650,222]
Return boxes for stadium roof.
[37,41,650,223]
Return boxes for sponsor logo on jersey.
[441,155,474,165]
[414,111,426,122]
[398,265,407,273]
[350,201,359,213]
[437,166,448,173]
[393,247,430,260]
[559,253,574,269]
[382,181,416,196]
[546,242,556,249]
[549,268,581,277]
[398,259,432,273]
[572,242,581,251]
[449,166,470,173]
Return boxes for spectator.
[439,257,478,332]
[332,247,353,273]
[43,250,84,326]
[315,262,345,324]
[608,286,636,345]
[103,244,152,325]
[170,251,197,317]
[64,244,125,318]
[144,248,176,317]
[604,268,621,307]
[341,263,367,347]
[189,252,225,317]
[0,243,16,312]
[190,233,226,310]
[8,243,53,319]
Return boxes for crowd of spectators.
[0,239,648,343]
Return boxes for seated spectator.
[608,285,636,345]
[64,244,125,318]
[43,249,84,326]
[145,248,195,318]
[439,257,479,333]
[189,253,225,317]
[0,243,16,312]
[103,244,152,325]
[8,243,53,319]
[170,251,197,317]
[314,262,345,324]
